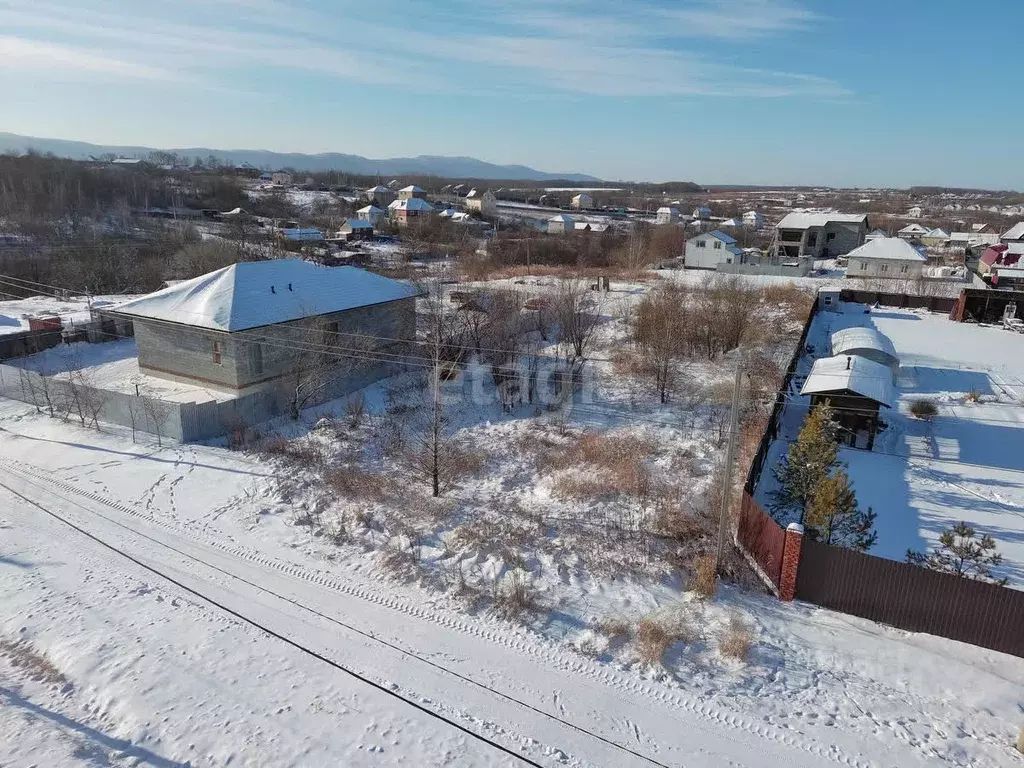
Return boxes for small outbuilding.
[801,354,894,450]
[548,214,576,234]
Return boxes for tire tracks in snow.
[0,458,880,768]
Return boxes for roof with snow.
[830,328,899,367]
[357,205,384,214]
[388,198,434,212]
[776,212,868,230]
[281,228,324,242]
[898,223,929,234]
[549,214,575,223]
[657,207,679,214]
[801,355,894,408]
[399,185,425,193]
[720,218,742,227]
[846,238,927,262]
[1002,222,1024,241]
[925,227,950,238]
[111,260,418,332]
[366,185,389,193]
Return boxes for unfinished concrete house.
[773,212,869,260]
[111,259,418,398]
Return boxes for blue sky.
[0,0,1020,188]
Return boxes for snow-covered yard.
[0,295,137,337]
[758,304,1024,588]
[3,338,234,404]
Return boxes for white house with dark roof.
[111,260,417,396]
[684,230,742,269]
[844,238,927,280]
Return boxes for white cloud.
[0,0,848,99]
[0,35,173,80]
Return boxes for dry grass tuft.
[692,553,718,599]
[596,617,631,640]
[718,613,754,662]
[324,466,402,504]
[910,399,938,420]
[964,389,983,404]
[377,541,423,583]
[634,613,696,665]
[491,570,542,621]
[0,638,69,687]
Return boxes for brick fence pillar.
[779,523,804,602]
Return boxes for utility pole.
[716,364,743,573]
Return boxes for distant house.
[684,230,742,270]
[271,172,293,186]
[692,206,713,220]
[656,207,680,225]
[774,212,869,259]
[949,231,999,248]
[971,223,991,233]
[742,211,764,228]
[398,185,426,201]
[111,260,418,398]
[548,214,576,234]
[259,172,273,182]
[978,243,1024,286]
[1002,222,1024,243]
[365,185,393,206]
[865,227,890,242]
[465,189,497,216]
[571,193,593,210]
[920,228,950,247]
[110,157,143,167]
[338,219,374,241]
[574,221,610,233]
[844,238,927,280]
[388,197,434,226]
[719,218,742,228]
[356,204,385,225]
[907,206,923,218]
[800,354,894,450]
[897,223,930,240]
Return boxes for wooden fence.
[736,493,786,592]
[839,289,957,313]
[796,540,1024,658]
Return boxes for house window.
[901,264,909,273]
[807,232,818,247]
[826,232,837,241]
[251,343,263,375]
[713,240,722,250]
[880,263,889,273]
[696,240,706,248]
[860,261,868,271]
[212,340,222,365]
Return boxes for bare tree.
[126,387,143,443]
[141,390,174,447]
[285,321,376,420]
[552,278,603,368]
[632,282,689,403]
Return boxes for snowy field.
[2,276,1024,765]
[758,304,1024,588]
[0,295,136,336]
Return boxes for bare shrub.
[377,540,423,583]
[324,466,401,503]
[346,392,366,427]
[491,569,542,621]
[596,617,631,640]
[0,638,69,687]
[718,613,754,662]
[692,553,718,599]
[964,389,983,403]
[910,399,938,420]
[551,472,618,501]
[634,612,695,665]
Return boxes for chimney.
[846,356,851,370]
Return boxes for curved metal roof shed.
[830,327,899,373]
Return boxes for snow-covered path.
[0,460,889,768]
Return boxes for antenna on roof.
[271,285,276,294]
[288,283,293,291]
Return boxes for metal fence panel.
[796,539,1024,658]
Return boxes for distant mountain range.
[0,132,600,182]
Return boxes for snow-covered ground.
[3,338,234,404]
[757,304,1024,588]
[3,280,1024,765]
[0,295,137,337]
